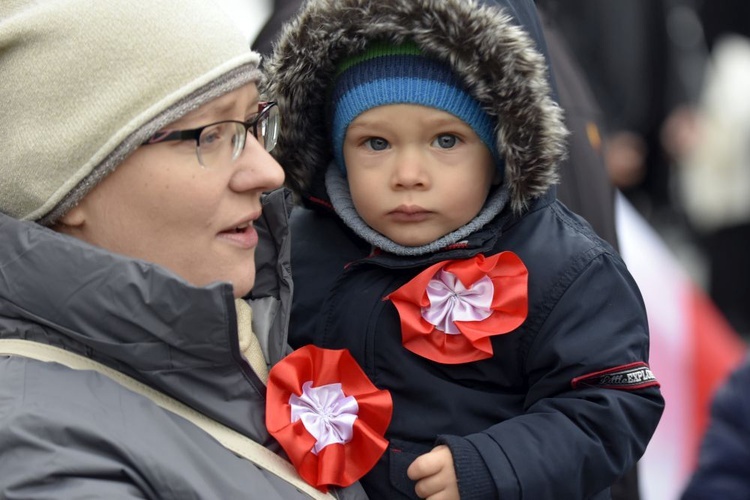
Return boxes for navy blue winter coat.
[288,190,663,499]
[265,1,665,498]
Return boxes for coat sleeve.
[681,356,750,500]
[438,253,665,500]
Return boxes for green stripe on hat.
[335,40,422,77]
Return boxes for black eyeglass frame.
[141,101,279,155]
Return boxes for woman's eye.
[365,137,389,151]
[200,123,232,150]
[433,134,458,149]
[202,131,221,145]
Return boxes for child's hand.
[406,444,460,500]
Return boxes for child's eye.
[365,137,390,151]
[433,134,458,149]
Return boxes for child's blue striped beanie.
[329,41,502,175]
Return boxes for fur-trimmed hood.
[264,0,568,213]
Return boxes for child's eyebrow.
[421,115,468,128]
[347,119,384,131]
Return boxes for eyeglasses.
[141,101,280,169]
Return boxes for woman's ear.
[54,205,86,232]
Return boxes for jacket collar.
[0,212,273,443]
[0,212,237,367]
[335,189,556,270]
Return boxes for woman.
[0,1,363,498]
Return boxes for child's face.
[343,104,498,246]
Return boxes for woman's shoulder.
[0,355,314,499]
[0,354,168,436]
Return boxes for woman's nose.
[231,135,285,193]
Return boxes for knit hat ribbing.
[329,42,502,174]
[0,0,261,223]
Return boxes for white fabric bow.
[421,270,494,334]
[290,381,359,454]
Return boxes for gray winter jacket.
[0,188,364,499]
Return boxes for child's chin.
[388,233,434,248]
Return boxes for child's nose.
[391,150,429,189]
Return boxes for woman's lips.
[217,223,258,249]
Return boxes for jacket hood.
[265,0,568,213]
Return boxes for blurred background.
[218,1,749,498]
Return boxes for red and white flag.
[616,194,746,500]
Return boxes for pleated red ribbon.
[386,252,528,364]
[266,345,392,491]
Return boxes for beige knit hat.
[0,0,262,224]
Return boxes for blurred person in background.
[681,353,750,499]
[538,0,750,341]
[536,0,688,224]
[671,0,750,340]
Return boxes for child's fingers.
[408,446,459,500]
[407,445,449,480]
[407,453,435,480]
[413,474,444,499]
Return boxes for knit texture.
[329,42,501,174]
[437,434,498,499]
[325,164,510,256]
[0,0,261,222]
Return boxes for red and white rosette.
[266,345,392,491]
[386,252,529,364]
